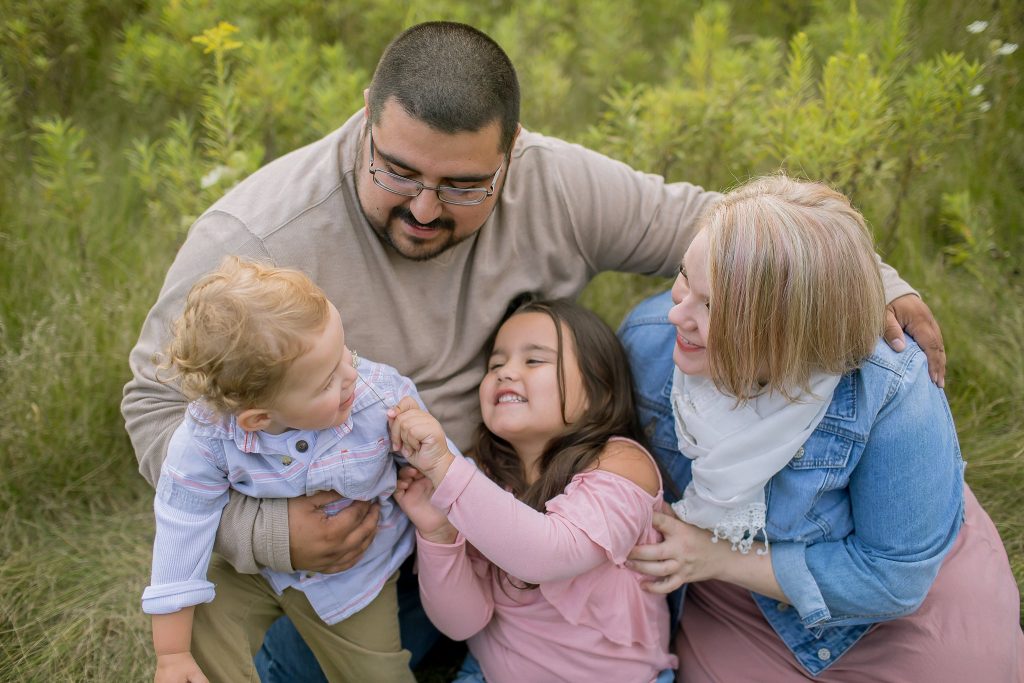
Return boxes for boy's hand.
[387,397,454,486]
[154,652,208,683]
[393,465,457,544]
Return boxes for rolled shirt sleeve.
[142,424,232,615]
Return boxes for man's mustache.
[391,206,456,232]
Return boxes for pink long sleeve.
[430,456,650,584]
[416,453,677,683]
[415,533,496,640]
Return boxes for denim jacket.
[619,291,965,676]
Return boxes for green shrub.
[1,1,1020,679]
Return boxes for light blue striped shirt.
[142,359,439,625]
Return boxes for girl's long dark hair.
[473,299,648,512]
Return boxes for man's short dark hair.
[368,22,520,153]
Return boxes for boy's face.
[263,303,359,434]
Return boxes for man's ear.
[237,408,273,433]
[363,88,370,116]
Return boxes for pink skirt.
[676,486,1024,682]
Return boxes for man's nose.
[409,190,443,225]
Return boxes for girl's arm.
[390,401,662,583]
[416,535,497,641]
[434,447,659,584]
[152,608,208,683]
[389,439,495,640]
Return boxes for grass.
[1,0,1021,679]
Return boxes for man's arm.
[543,138,945,383]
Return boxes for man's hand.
[287,491,379,574]
[884,294,946,387]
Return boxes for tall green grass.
[1,1,1021,679]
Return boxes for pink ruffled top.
[416,438,677,683]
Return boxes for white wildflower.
[995,42,1018,56]
[201,165,229,189]
[970,84,984,96]
[979,101,992,112]
[966,20,989,34]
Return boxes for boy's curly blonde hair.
[163,256,330,414]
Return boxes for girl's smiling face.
[668,229,712,377]
[478,312,588,458]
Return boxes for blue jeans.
[453,652,676,683]
[254,556,440,681]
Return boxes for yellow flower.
[191,22,243,55]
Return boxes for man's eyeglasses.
[368,131,503,206]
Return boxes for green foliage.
[1,1,1022,678]
[586,1,985,255]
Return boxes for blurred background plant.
[0,0,1020,679]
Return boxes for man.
[123,21,945,680]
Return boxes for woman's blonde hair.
[163,256,330,414]
[703,175,885,400]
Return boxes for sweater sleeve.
[121,212,292,574]
[415,533,496,641]
[430,457,654,584]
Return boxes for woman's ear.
[237,408,272,433]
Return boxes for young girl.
[387,299,677,683]
[142,256,427,683]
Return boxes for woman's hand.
[393,466,457,544]
[628,511,787,601]
[627,511,722,593]
[387,397,455,485]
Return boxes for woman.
[619,176,1023,681]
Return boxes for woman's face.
[668,230,711,377]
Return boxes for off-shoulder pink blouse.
[416,440,677,683]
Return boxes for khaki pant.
[192,555,415,683]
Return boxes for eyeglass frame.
[367,130,504,206]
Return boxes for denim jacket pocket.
[766,432,856,540]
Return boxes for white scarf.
[669,368,840,554]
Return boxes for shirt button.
[304,572,315,579]
[296,440,309,453]
[775,602,789,611]
[280,456,293,466]
[817,647,831,661]
[793,446,805,460]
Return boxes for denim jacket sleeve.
[771,343,965,629]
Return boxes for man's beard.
[374,206,462,261]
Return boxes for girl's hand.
[154,652,209,683]
[387,397,454,485]
[393,466,457,544]
[626,511,723,593]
